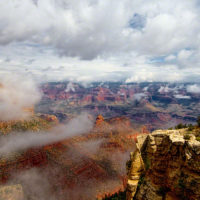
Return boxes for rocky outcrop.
[0,115,58,135]
[0,184,24,200]
[95,115,105,126]
[127,130,200,200]
[126,145,145,200]
[39,114,58,123]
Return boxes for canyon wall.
[126,130,200,200]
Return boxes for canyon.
[0,114,140,200]
[0,81,200,200]
[37,82,200,130]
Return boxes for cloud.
[143,86,148,91]
[77,139,104,155]
[165,54,176,61]
[0,74,41,121]
[158,86,173,93]
[133,93,146,101]
[0,0,200,82]
[187,84,200,93]
[0,0,199,59]
[0,113,94,155]
[0,0,133,59]
[125,65,187,83]
[65,82,75,92]
[174,94,191,99]
[10,168,57,200]
[177,49,193,61]
[158,85,183,94]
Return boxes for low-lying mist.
[0,113,94,156]
[7,140,132,200]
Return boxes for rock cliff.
[0,184,24,200]
[126,130,200,200]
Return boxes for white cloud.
[125,65,186,83]
[178,49,193,61]
[158,86,172,93]
[0,0,200,82]
[65,82,75,92]
[0,0,134,59]
[143,86,148,91]
[0,74,41,121]
[133,93,146,101]
[0,0,200,59]
[174,94,191,99]
[187,84,200,93]
[165,55,176,61]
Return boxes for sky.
[0,0,200,83]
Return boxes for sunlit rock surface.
[0,184,24,200]
[126,146,144,200]
[127,129,200,200]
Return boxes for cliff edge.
[126,129,200,200]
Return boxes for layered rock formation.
[0,184,24,200]
[126,130,200,200]
[39,82,199,131]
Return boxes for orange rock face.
[95,115,105,125]
[39,114,58,123]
